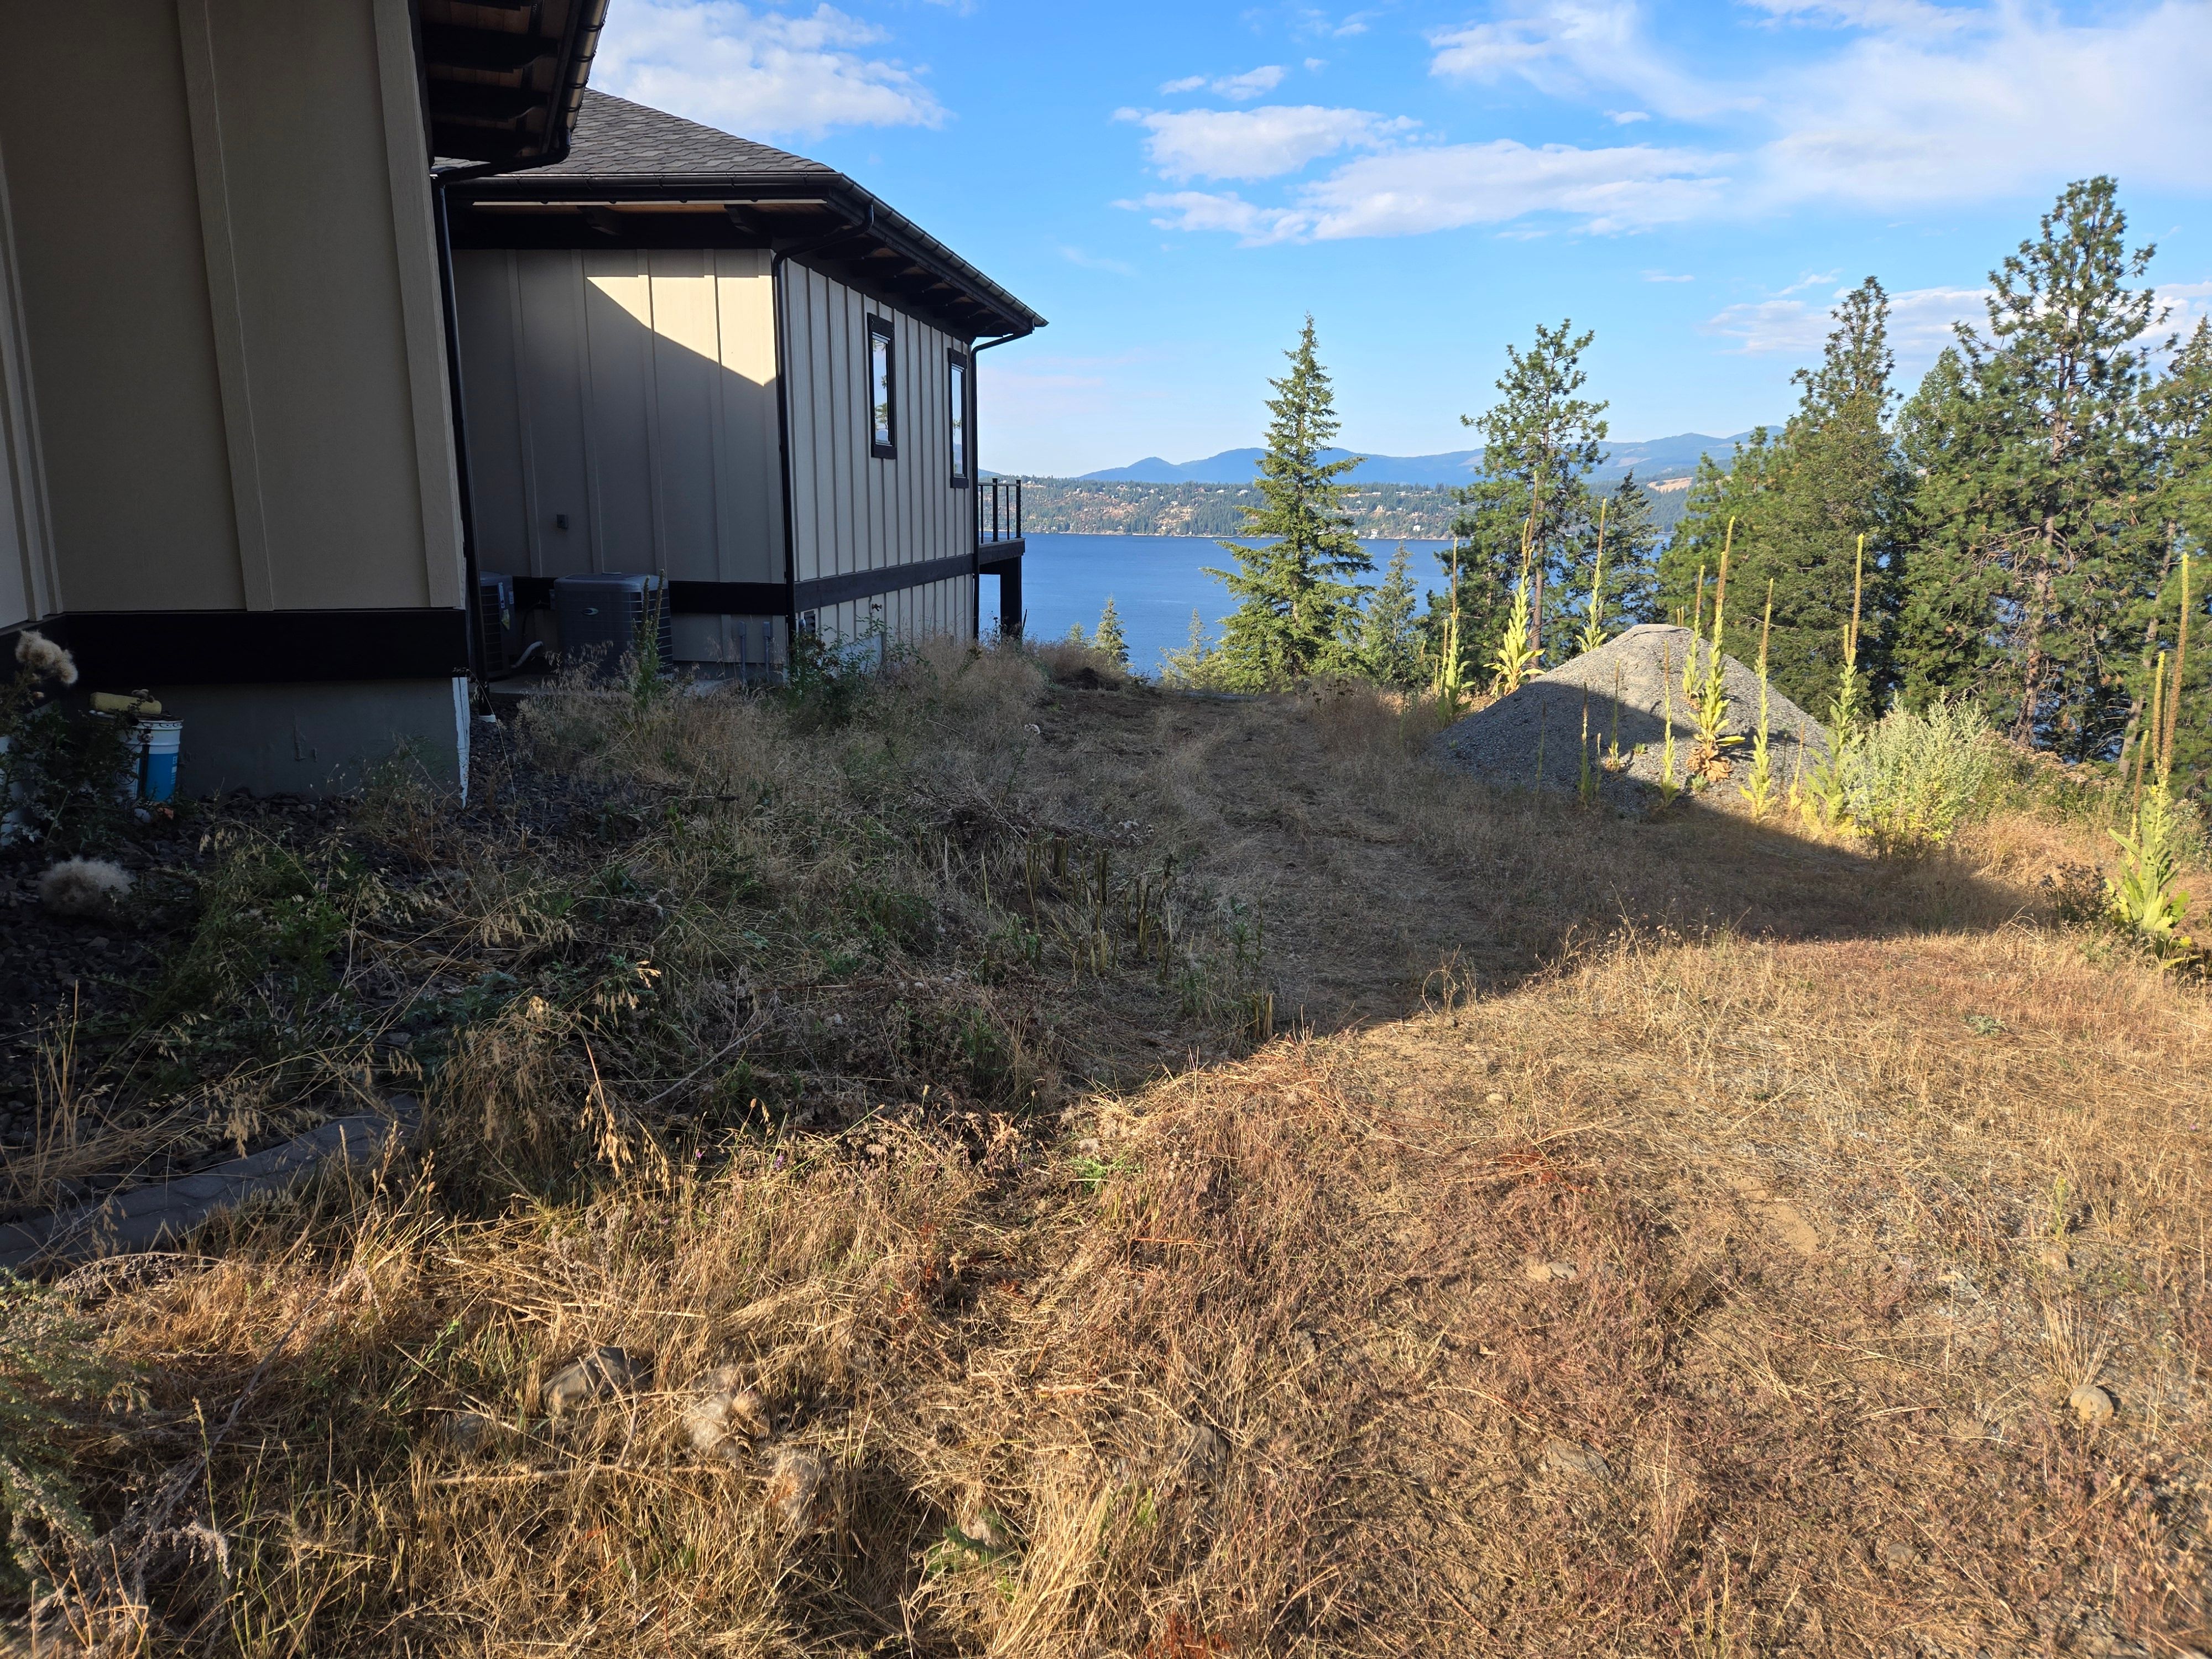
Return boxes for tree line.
[1164,176,2211,791]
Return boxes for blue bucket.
[140,719,182,802]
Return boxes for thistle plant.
[1741,579,1778,818]
[2108,552,2198,959]
[1801,535,1866,833]
[1577,498,1610,658]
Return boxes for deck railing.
[979,476,1024,544]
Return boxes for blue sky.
[593,0,2212,478]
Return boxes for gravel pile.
[1432,623,1829,800]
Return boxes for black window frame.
[867,316,897,460]
[947,347,973,488]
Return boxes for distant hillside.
[1019,474,1696,540]
[1077,432,1757,489]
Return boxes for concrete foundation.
[148,676,467,798]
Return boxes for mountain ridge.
[1073,431,1759,488]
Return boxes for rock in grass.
[766,1447,828,1529]
[1523,1257,1579,1283]
[2038,1240,2073,1272]
[684,1365,770,1460]
[2069,1384,2115,1426]
[544,1345,650,1416]
[1432,623,1829,796]
[39,857,133,919]
[1879,1537,1919,1569]
[1540,1438,1610,1484]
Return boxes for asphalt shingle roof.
[535,90,841,184]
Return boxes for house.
[445,91,1045,672]
[0,1,608,798]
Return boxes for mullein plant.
[1491,551,1540,694]
[1577,498,1610,658]
[1432,538,1469,712]
[2107,552,2197,960]
[1690,525,1741,784]
[1657,642,1682,807]
[1577,684,1600,807]
[1801,535,1867,833]
[1683,564,1706,705]
[1740,580,1780,817]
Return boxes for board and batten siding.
[453,246,786,663]
[779,259,973,648]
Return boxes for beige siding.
[0,133,51,633]
[779,260,973,644]
[455,247,786,663]
[0,0,464,617]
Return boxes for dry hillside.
[4,644,2210,1657]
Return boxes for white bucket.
[140,719,182,802]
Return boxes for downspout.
[969,329,1027,640]
[424,2,603,689]
[769,208,870,672]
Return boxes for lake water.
[1011,533,1453,676]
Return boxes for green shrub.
[1846,699,1998,855]
[1,1273,132,1597]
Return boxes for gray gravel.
[1432,623,1829,800]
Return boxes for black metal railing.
[979,476,1024,544]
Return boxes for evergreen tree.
[1361,544,1423,685]
[1448,321,1611,676]
[2132,317,2212,786]
[1572,472,1663,643]
[1205,317,1373,687]
[1661,279,1907,709]
[1095,596,1130,667]
[1895,178,2167,758]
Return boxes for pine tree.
[1205,317,1374,687]
[1361,544,1423,685]
[1449,321,1611,674]
[1662,279,1906,709]
[1895,178,2168,759]
[2131,318,2212,788]
[1095,596,1130,667]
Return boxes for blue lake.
[1011,533,1453,677]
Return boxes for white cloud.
[1752,2,2212,207]
[591,1,942,138]
[1428,2,1725,122]
[1120,190,1305,243]
[1643,269,1694,282]
[1058,244,1138,276]
[1703,283,1985,358]
[1126,139,1726,243]
[1160,65,1287,100]
[1421,0,2212,215]
[1116,105,1413,183]
[1130,1,2212,246]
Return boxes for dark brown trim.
[975,537,1025,571]
[797,556,971,612]
[15,610,468,686]
[867,315,897,459]
[502,566,972,618]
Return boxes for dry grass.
[7,663,2212,1657]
